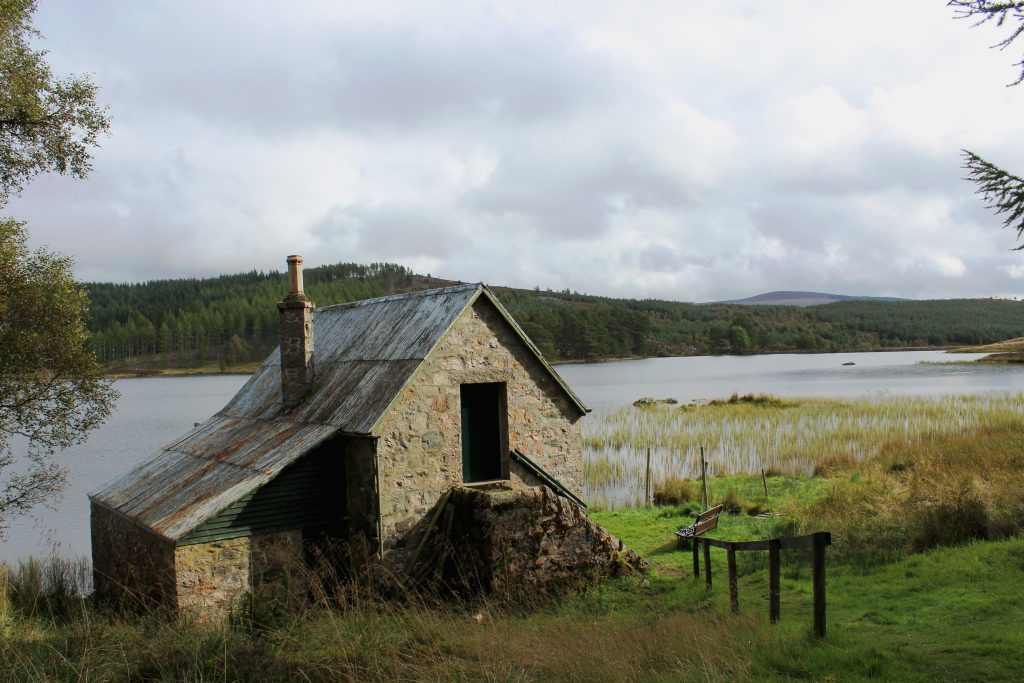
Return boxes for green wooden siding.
[178,448,345,546]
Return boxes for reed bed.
[583,392,1024,508]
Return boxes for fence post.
[813,532,829,638]
[768,538,780,624]
[692,539,700,578]
[703,538,712,589]
[727,543,738,614]
[700,446,709,508]
[645,446,651,507]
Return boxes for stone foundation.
[174,529,305,621]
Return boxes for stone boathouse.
[90,256,642,619]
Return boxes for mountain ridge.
[714,291,907,307]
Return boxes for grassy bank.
[3,523,1022,680]
[104,361,261,379]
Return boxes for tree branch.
[962,149,1024,249]
[949,1,1024,85]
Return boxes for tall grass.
[0,553,772,681]
[584,392,1024,508]
[793,424,1024,566]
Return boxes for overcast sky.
[8,1,1024,301]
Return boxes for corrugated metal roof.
[90,283,588,540]
[90,417,337,540]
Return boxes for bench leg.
[692,539,699,578]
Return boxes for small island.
[948,337,1024,364]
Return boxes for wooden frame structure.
[693,531,832,637]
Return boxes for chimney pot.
[286,254,306,300]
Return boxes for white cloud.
[6,0,1024,302]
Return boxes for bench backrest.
[692,504,723,536]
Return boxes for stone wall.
[374,298,585,551]
[174,529,304,621]
[278,297,314,411]
[91,502,177,610]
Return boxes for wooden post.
[813,532,828,638]
[692,539,700,578]
[700,446,709,508]
[703,538,712,589]
[645,446,651,507]
[727,543,738,614]
[769,538,780,624]
[761,468,769,502]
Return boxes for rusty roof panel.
[297,359,421,433]
[90,419,336,540]
[219,362,280,421]
[314,284,477,364]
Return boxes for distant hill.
[83,263,1024,368]
[717,291,907,307]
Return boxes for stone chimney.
[278,255,314,410]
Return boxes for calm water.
[557,351,1023,413]
[0,376,249,563]
[2,351,1022,562]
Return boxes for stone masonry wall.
[278,298,314,411]
[375,298,585,551]
[174,529,303,621]
[91,502,177,610]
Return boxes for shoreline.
[105,347,973,376]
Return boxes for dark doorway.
[460,382,507,483]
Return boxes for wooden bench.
[675,504,724,547]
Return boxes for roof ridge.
[317,282,481,312]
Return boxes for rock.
[432,486,648,599]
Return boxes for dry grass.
[271,599,770,682]
[651,476,695,506]
[793,424,1024,565]
[0,553,775,682]
[947,337,1024,353]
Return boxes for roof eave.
[478,285,590,416]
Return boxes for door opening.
[460,382,507,483]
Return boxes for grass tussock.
[707,393,798,408]
[794,425,1024,566]
[651,476,694,506]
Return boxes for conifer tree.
[949,2,1024,248]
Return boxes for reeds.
[584,392,1024,508]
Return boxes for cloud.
[7,0,1024,303]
